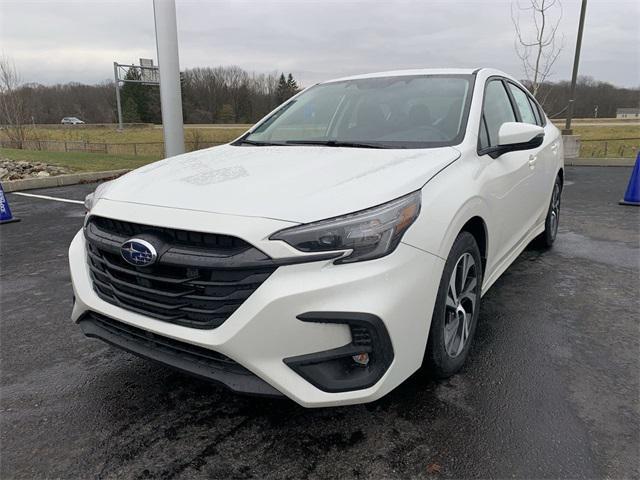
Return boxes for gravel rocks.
[0,159,70,181]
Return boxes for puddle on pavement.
[554,231,638,269]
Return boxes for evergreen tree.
[275,73,288,104]
[286,73,299,96]
[122,97,140,123]
[121,67,161,123]
[275,73,300,104]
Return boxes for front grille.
[85,216,278,329]
[91,216,248,252]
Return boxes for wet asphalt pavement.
[1,166,639,479]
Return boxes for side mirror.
[484,122,545,159]
[498,122,544,146]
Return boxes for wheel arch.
[402,165,492,273]
[430,195,492,270]
[459,216,488,274]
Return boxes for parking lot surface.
[1,166,639,479]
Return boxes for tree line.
[7,66,300,126]
[2,62,638,133]
[181,68,299,124]
[532,76,639,118]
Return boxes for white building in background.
[616,108,640,119]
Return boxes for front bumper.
[78,311,282,396]
[69,203,444,407]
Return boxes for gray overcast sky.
[1,0,639,88]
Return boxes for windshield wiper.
[284,140,388,149]
[236,138,287,146]
[237,138,389,149]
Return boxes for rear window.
[508,84,537,125]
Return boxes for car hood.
[101,144,460,223]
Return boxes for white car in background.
[71,68,563,407]
[61,117,85,125]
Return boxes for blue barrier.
[619,152,640,206]
[0,183,20,224]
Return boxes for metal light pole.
[563,0,587,135]
[153,0,185,157]
[113,62,124,130]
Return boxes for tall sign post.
[153,0,185,157]
[113,59,159,132]
[113,62,124,130]
[563,0,588,135]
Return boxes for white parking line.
[11,192,84,205]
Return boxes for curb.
[567,158,636,167]
[2,169,130,192]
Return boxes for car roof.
[321,67,512,84]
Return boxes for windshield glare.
[243,74,473,149]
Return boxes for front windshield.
[241,74,473,149]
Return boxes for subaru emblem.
[120,238,157,267]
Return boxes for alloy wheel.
[549,183,561,240]
[443,252,478,358]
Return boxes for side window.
[508,83,537,125]
[479,115,490,149]
[528,96,542,125]
[530,97,547,126]
[482,80,516,148]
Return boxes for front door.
[479,79,540,268]
[505,82,558,226]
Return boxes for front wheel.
[424,232,483,378]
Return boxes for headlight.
[270,191,421,264]
[84,193,94,211]
[84,180,113,212]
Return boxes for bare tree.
[511,0,564,100]
[0,55,30,148]
[181,66,289,123]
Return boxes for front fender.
[402,158,492,264]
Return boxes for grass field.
[16,121,636,145]
[0,148,159,172]
[571,124,640,158]
[551,118,640,124]
[1,121,638,174]
[0,124,250,144]
[570,124,640,139]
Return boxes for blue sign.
[120,238,158,266]
[0,183,20,224]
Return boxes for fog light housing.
[352,353,370,366]
[284,312,394,393]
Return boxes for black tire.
[535,175,562,249]
[424,231,483,379]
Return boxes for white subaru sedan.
[70,68,563,407]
